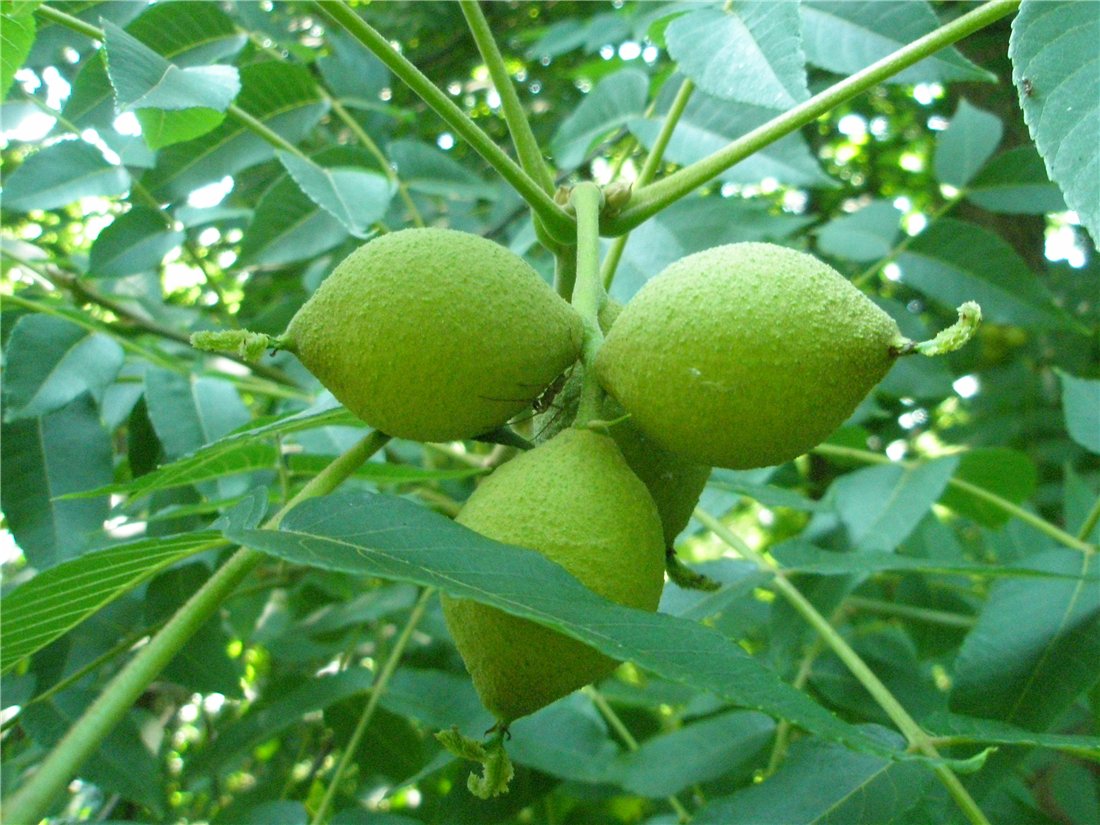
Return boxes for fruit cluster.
[195,226,961,730]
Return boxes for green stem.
[844,596,977,628]
[813,443,1096,555]
[554,246,578,301]
[35,3,99,38]
[586,687,693,824]
[852,191,965,288]
[569,183,606,427]
[5,432,392,825]
[601,77,696,290]
[329,96,425,228]
[459,0,561,253]
[228,103,310,159]
[458,0,555,195]
[693,509,992,825]
[765,633,828,776]
[1077,495,1100,542]
[603,0,1021,235]
[1,620,169,733]
[314,0,575,244]
[310,587,434,825]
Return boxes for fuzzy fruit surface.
[596,242,903,469]
[442,428,665,723]
[534,368,709,546]
[602,396,710,546]
[284,228,583,442]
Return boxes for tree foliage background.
[1,1,1098,824]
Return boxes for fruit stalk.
[569,182,608,427]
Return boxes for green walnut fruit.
[601,396,710,546]
[596,242,906,470]
[282,228,583,442]
[442,428,666,723]
[533,369,709,546]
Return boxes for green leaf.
[707,470,825,512]
[551,68,649,170]
[186,670,374,775]
[507,695,617,784]
[143,61,327,201]
[2,314,124,421]
[102,20,240,111]
[78,442,278,502]
[87,206,184,277]
[898,218,1078,331]
[1065,465,1100,544]
[629,83,832,188]
[1,3,36,99]
[276,150,394,238]
[771,541,1093,582]
[123,0,246,67]
[382,667,490,732]
[388,139,498,201]
[966,146,1066,215]
[0,395,112,568]
[831,458,960,552]
[317,29,389,107]
[144,368,251,459]
[1057,370,1100,454]
[934,99,1003,188]
[145,563,242,695]
[691,726,931,824]
[924,712,1100,762]
[136,106,227,150]
[610,197,813,301]
[60,1,245,133]
[1,139,129,212]
[614,710,775,797]
[665,3,809,108]
[939,448,1038,527]
[69,404,361,501]
[815,200,903,263]
[801,1,993,84]
[229,493,884,756]
[1010,0,1100,246]
[0,530,222,672]
[951,549,1100,731]
[288,456,487,485]
[238,171,349,267]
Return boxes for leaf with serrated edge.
[230,492,889,756]
[1010,1,1100,246]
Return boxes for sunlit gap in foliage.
[188,176,235,209]
[0,526,23,565]
[911,82,945,106]
[1045,212,1089,268]
[953,375,981,399]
